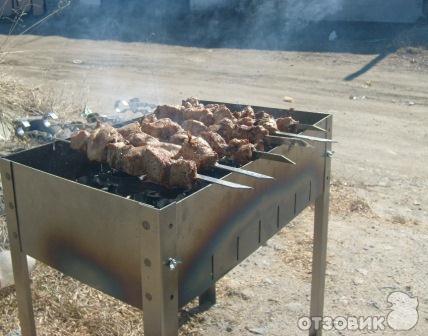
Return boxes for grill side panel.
[176,115,331,307]
[2,162,158,308]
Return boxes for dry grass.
[0,74,85,146]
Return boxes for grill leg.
[0,162,37,336]
[141,207,179,336]
[309,118,332,336]
[199,284,216,307]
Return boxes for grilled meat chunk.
[227,138,255,165]
[140,118,183,141]
[121,146,197,189]
[182,119,208,136]
[233,124,269,144]
[169,159,198,189]
[241,106,255,119]
[182,97,202,108]
[200,131,228,157]
[126,132,159,147]
[256,114,278,134]
[86,124,123,162]
[276,116,299,132]
[216,118,236,141]
[70,130,91,152]
[117,122,142,138]
[237,116,255,127]
[182,107,214,126]
[177,136,218,169]
[106,142,134,170]
[206,104,235,123]
[154,105,184,123]
[170,131,191,145]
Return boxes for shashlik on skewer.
[70,99,303,189]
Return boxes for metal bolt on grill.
[1,101,333,336]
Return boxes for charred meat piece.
[169,159,198,189]
[237,116,255,127]
[106,142,134,171]
[216,118,236,141]
[117,122,142,138]
[207,104,235,123]
[120,146,196,189]
[70,130,91,152]
[182,119,208,136]
[233,124,269,144]
[126,132,159,147]
[140,118,183,141]
[276,116,299,132]
[256,114,278,134]
[120,130,182,158]
[154,105,184,123]
[86,124,124,162]
[177,135,218,169]
[241,106,255,119]
[200,131,228,158]
[170,131,191,145]
[227,138,255,166]
[182,97,202,108]
[182,107,214,126]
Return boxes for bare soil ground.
[0,27,427,335]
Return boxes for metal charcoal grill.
[1,101,333,336]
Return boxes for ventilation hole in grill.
[294,193,297,215]
[276,205,280,228]
[236,237,240,261]
[258,220,262,244]
[309,180,312,202]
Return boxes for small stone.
[283,96,295,103]
[226,326,233,332]
[264,278,274,285]
[246,327,266,335]
[286,302,304,313]
[353,278,364,285]
[356,268,368,276]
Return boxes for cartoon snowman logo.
[387,291,419,331]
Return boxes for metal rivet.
[8,202,14,210]
[145,293,152,301]
[142,221,150,230]
[5,173,11,181]
[144,258,152,267]
[169,223,174,229]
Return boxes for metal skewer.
[253,151,296,165]
[265,135,312,148]
[296,124,327,133]
[214,163,273,179]
[196,174,252,189]
[273,132,336,143]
